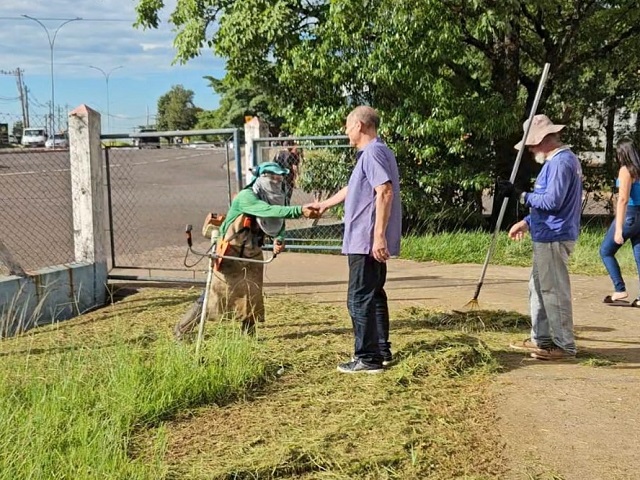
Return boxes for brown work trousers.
[174,216,265,337]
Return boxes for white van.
[21,128,47,148]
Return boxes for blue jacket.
[524,149,582,243]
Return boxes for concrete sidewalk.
[264,253,640,480]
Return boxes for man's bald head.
[347,106,380,131]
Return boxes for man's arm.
[316,186,348,214]
[524,162,571,211]
[235,190,302,218]
[372,182,393,262]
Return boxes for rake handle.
[470,62,551,303]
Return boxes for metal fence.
[102,128,242,282]
[0,147,74,276]
[252,135,352,251]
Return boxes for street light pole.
[89,65,123,134]
[22,15,82,136]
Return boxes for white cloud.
[140,42,173,52]
[0,0,219,78]
[0,0,225,132]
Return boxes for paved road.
[0,147,237,274]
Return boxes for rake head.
[463,298,480,311]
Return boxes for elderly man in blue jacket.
[500,114,583,361]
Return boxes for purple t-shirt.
[342,138,402,256]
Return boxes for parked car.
[132,128,161,149]
[21,128,47,148]
[45,133,69,149]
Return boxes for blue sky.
[0,0,225,134]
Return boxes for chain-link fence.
[103,129,242,281]
[0,111,56,147]
[253,135,352,251]
[0,148,74,276]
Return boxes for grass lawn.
[401,226,634,276]
[7,220,623,479]
[0,286,543,479]
[0,289,268,480]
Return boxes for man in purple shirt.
[314,106,402,373]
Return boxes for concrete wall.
[0,262,106,337]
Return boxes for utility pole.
[15,69,27,127]
[0,68,27,127]
[24,87,30,128]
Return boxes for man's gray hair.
[348,106,380,130]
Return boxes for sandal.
[603,293,629,304]
[509,338,539,351]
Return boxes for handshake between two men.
[301,204,322,219]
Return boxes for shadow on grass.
[0,330,160,358]
[107,285,140,302]
[270,326,352,340]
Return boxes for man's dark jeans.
[347,254,391,366]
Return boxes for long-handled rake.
[465,62,551,310]
[183,224,280,357]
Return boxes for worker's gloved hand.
[302,205,321,219]
[496,180,522,200]
[273,240,285,255]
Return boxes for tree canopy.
[156,85,199,131]
[195,76,283,132]
[137,0,640,229]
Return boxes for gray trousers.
[529,241,577,355]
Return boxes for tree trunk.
[605,101,616,169]
[489,21,525,229]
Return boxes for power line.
[0,17,134,22]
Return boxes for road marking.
[0,151,215,176]
[0,170,37,177]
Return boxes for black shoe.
[382,354,394,367]
[337,359,383,374]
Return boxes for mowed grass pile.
[1,286,535,479]
[401,226,631,276]
[139,296,531,479]
[0,289,268,480]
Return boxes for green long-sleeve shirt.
[220,188,303,240]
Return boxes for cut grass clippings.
[1,288,539,479]
[138,295,533,480]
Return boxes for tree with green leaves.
[156,85,199,131]
[195,76,283,132]
[136,0,640,231]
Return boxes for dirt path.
[264,254,640,480]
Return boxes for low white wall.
[0,263,107,337]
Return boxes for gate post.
[244,116,269,183]
[68,104,107,305]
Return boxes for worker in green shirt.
[175,162,319,338]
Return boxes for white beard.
[534,152,546,164]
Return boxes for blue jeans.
[347,254,390,366]
[599,205,640,293]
